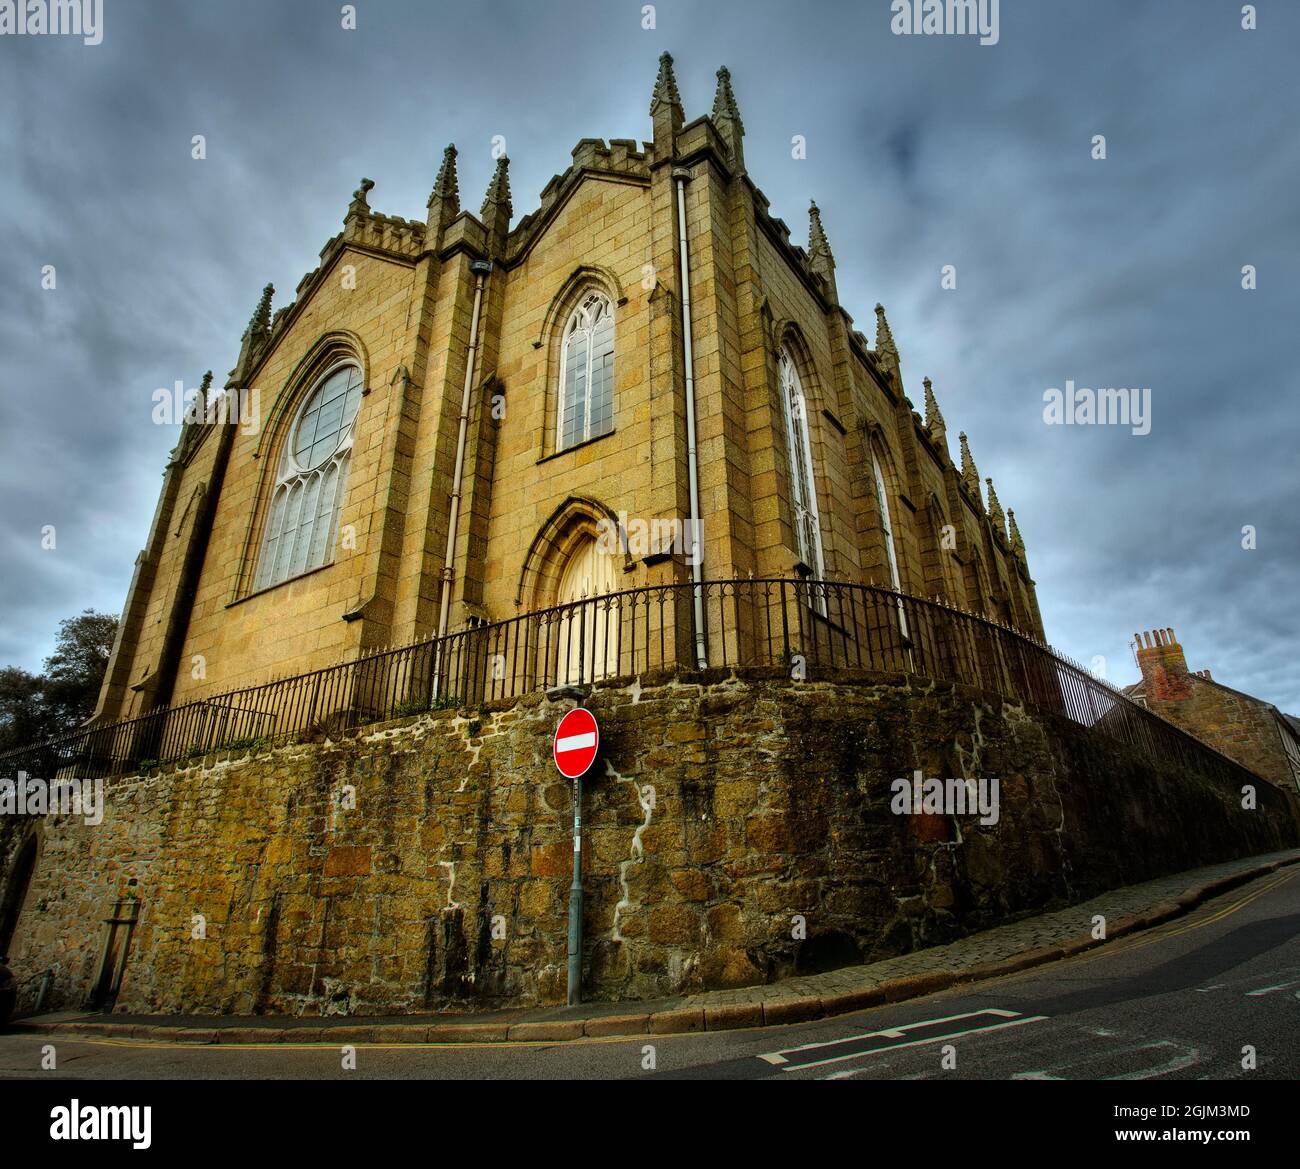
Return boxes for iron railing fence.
[0,578,1260,791]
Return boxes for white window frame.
[556,291,615,452]
[253,361,362,592]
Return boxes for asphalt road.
[2,866,1297,1081]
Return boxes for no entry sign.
[553,707,599,779]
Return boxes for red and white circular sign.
[553,707,599,779]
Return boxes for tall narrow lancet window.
[872,449,911,642]
[254,363,363,591]
[557,292,615,451]
[778,349,825,580]
[871,453,903,595]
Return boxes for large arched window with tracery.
[557,291,614,451]
[254,362,363,590]
[778,348,825,580]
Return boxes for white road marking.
[1245,978,1300,996]
[762,1007,1023,1061]
[1017,1036,1202,1081]
[824,1066,932,1081]
[759,1009,1047,1073]
[1107,1041,1201,1080]
[796,1018,1047,1074]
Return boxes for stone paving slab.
[10,848,1298,1045]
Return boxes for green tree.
[0,610,118,752]
[0,666,50,752]
[41,609,118,729]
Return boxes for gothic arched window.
[872,444,910,643]
[778,348,825,579]
[254,362,363,591]
[871,450,903,596]
[557,292,615,451]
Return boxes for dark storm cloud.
[1,0,1296,708]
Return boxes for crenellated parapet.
[343,205,428,258]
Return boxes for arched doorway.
[0,834,38,959]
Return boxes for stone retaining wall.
[2,670,1294,1016]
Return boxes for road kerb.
[426,1023,511,1044]
[761,997,823,1027]
[506,1020,586,1042]
[583,1013,650,1038]
[648,1007,705,1034]
[702,1002,764,1032]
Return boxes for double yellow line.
[1081,865,1300,963]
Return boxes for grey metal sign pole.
[567,772,583,1006]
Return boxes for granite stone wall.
[2,670,1293,1017]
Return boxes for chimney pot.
[1135,622,1190,700]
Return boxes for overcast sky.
[1,0,1296,709]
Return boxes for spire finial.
[231,285,274,383]
[922,377,947,441]
[426,144,460,238]
[479,153,512,238]
[874,303,900,378]
[650,52,684,147]
[711,65,745,167]
[481,154,511,214]
[429,144,459,207]
[808,200,834,270]
[243,283,274,341]
[1008,509,1026,557]
[985,477,1005,533]
[651,51,683,116]
[959,432,981,502]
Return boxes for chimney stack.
[1135,626,1191,701]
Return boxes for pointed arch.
[533,264,627,350]
[772,320,827,414]
[516,496,630,611]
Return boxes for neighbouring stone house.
[1125,627,1300,813]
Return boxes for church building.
[93,53,1042,727]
